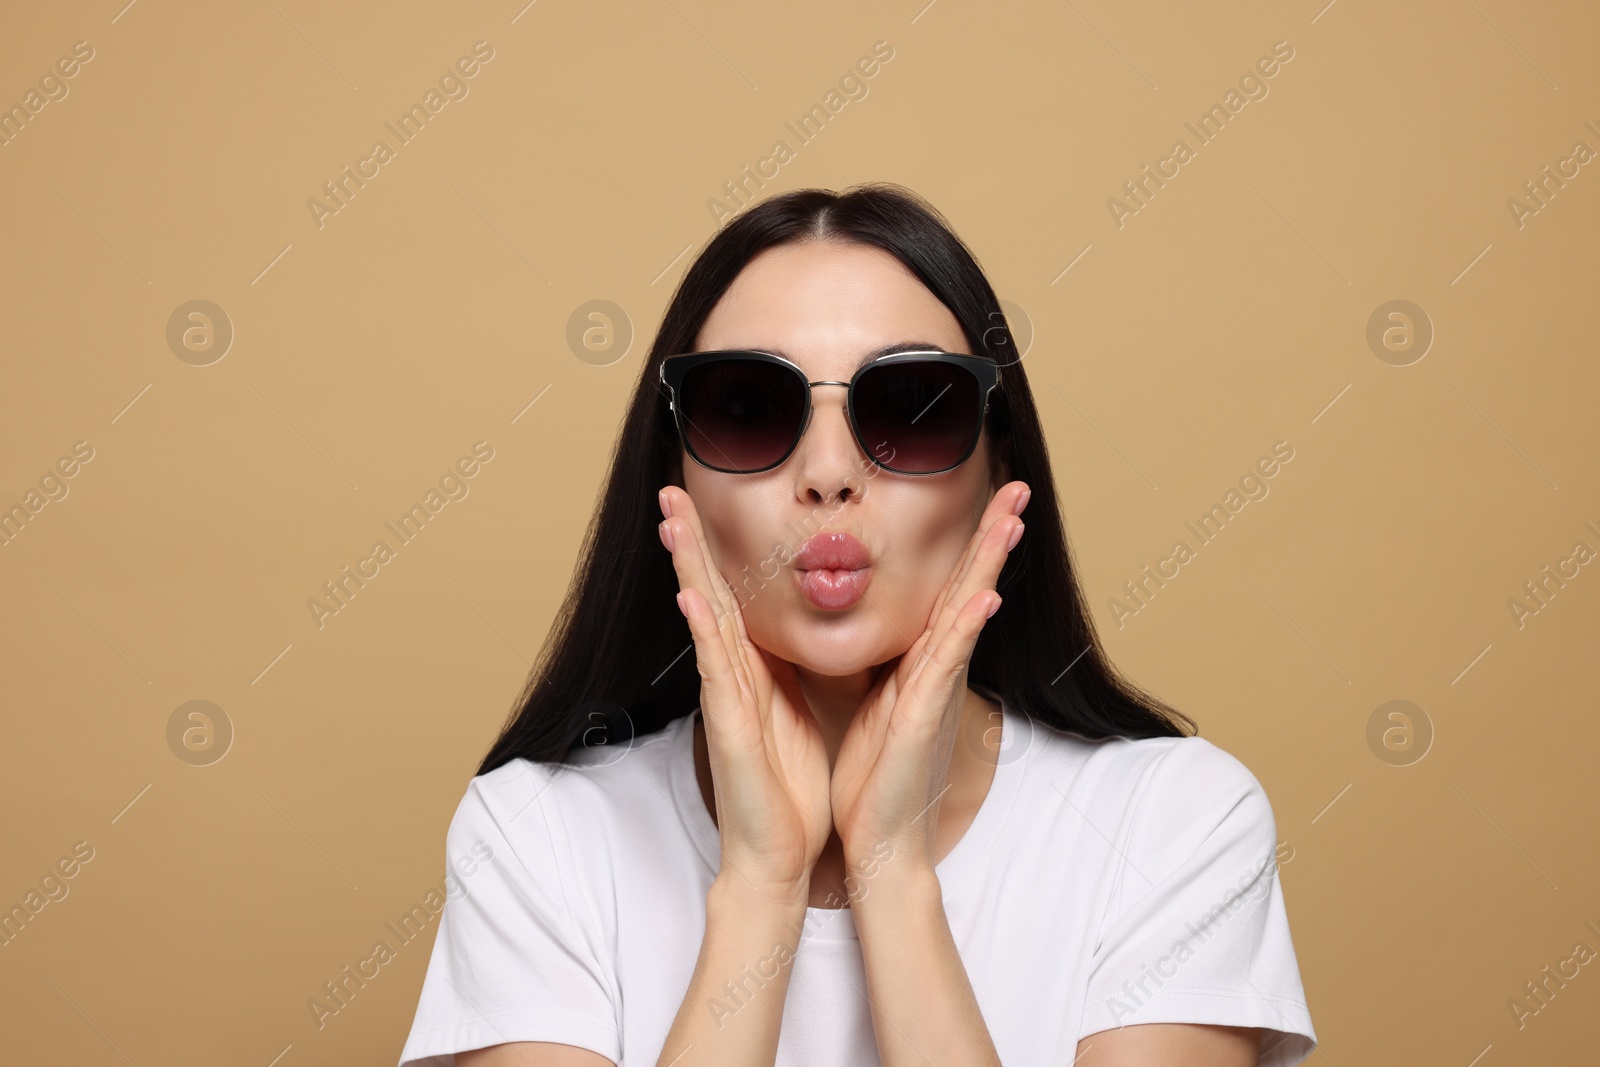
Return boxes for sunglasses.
[660,349,1002,475]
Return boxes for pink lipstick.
[794,532,872,610]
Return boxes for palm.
[829,633,936,858]
[725,638,834,885]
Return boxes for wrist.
[708,872,811,916]
[854,857,941,901]
[840,832,921,888]
[838,840,941,910]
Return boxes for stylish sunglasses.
[659,349,1002,475]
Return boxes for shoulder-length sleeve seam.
[1091,739,1271,958]
[545,762,617,966]
[466,768,596,957]
[1088,740,1182,955]
[1131,740,1262,884]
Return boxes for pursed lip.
[794,531,872,611]
[794,531,871,571]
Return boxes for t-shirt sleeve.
[1079,738,1317,1067]
[397,764,621,1067]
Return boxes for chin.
[762,617,908,676]
[787,653,879,677]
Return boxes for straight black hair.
[478,183,1193,775]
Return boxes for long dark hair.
[478,183,1193,774]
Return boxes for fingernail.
[1013,488,1030,516]
[1005,522,1024,552]
[660,521,675,552]
[985,595,1002,619]
[659,489,673,519]
[676,591,687,617]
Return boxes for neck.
[792,662,886,760]
[790,663,1002,777]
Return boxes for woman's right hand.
[658,485,833,907]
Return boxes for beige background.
[2,0,1598,1063]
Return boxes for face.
[678,239,1008,676]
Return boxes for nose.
[794,384,867,505]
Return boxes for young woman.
[398,185,1316,1067]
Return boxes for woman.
[398,184,1316,1066]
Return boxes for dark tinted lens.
[678,357,807,472]
[853,359,983,473]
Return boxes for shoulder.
[1107,735,1280,883]
[445,718,689,849]
[1026,719,1266,807]
[434,719,693,926]
[1040,728,1278,882]
[1068,734,1317,1060]
[1111,734,1268,813]
[1075,732,1269,817]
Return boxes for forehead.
[693,240,969,378]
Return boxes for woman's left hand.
[829,479,1031,882]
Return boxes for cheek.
[685,484,774,593]
[699,514,751,583]
[889,525,966,606]
[874,495,981,619]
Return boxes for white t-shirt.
[398,700,1317,1066]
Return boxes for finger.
[756,644,812,727]
[672,489,759,697]
[946,480,1028,600]
[663,487,738,618]
[895,512,994,689]
[905,588,1000,701]
[726,581,770,731]
[676,585,749,719]
[919,482,1027,663]
[935,511,1018,640]
[660,494,751,696]
[681,587,771,774]
[858,654,902,746]
[925,481,1028,632]
[910,523,1012,685]
[659,488,735,625]
[663,487,740,614]
[948,479,1028,595]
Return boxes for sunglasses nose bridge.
[799,379,852,445]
